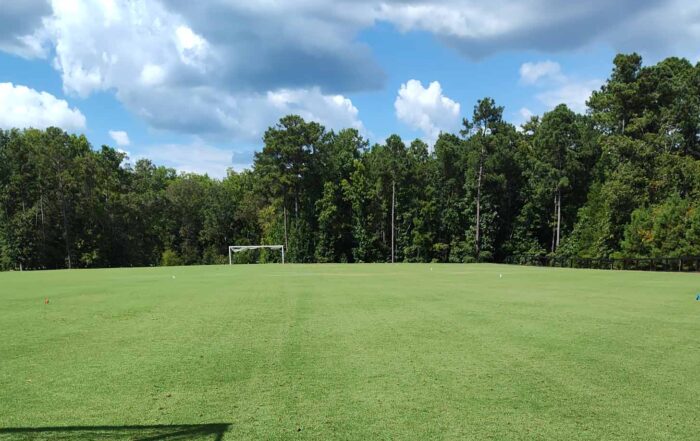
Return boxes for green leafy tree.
[461,98,522,261]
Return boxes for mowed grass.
[1,264,699,440]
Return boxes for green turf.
[1,264,698,440]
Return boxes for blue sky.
[1,1,698,177]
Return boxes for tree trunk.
[550,193,556,253]
[475,151,484,260]
[40,193,45,232]
[53,157,71,269]
[555,187,562,250]
[60,194,71,269]
[283,204,289,253]
[40,191,46,264]
[391,179,395,263]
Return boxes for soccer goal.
[228,245,285,264]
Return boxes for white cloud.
[377,0,700,60]
[7,1,700,69]
[378,2,528,40]
[0,0,51,58]
[518,107,535,124]
[174,25,209,69]
[519,107,534,120]
[39,0,381,102]
[5,0,364,145]
[140,64,166,86]
[108,130,130,146]
[47,0,194,98]
[519,61,602,113]
[266,88,363,131]
[139,140,246,178]
[514,107,536,132]
[0,82,86,131]
[111,85,364,145]
[519,61,563,85]
[535,79,602,113]
[394,79,461,142]
[4,0,700,146]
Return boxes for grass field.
[1,264,699,440]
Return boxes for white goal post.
[228,245,285,264]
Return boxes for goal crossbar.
[228,245,285,264]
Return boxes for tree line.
[2,53,700,270]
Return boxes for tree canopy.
[2,53,700,270]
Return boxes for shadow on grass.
[0,423,231,440]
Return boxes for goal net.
[228,245,285,264]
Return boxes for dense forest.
[2,53,700,270]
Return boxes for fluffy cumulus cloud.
[4,0,369,144]
[46,1,213,99]
[0,82,86,131]
[395,80,461,142]
[108,130,130,147]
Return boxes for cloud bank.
[1,0,697,143]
